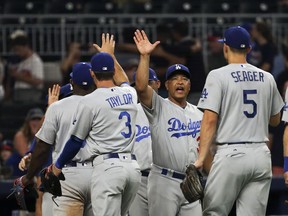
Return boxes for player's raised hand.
[48,84,60,106]
[18,153,32,171]
[134,29,160,55]
[93,33,115,55]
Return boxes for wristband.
[284,157,288,172]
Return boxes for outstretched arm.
[93,33,129,85]
[134,30,160,108]
[194,110,218,169]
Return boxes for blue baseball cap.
[45,83,73,105]
[91,52,114,73]
[70,62,93,86]
[133,68,159,82]
[59,83,73,99]
[165,64,191,80]
[218,26,251,49]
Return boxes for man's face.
[1,150,12,161]
[148,80,161,93]
[166,72,190,100]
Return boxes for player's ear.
[156,80,161,89]
[165,80,169,90]
[90,69,98,84]
[247,46,252,54]
[223,44,228,58]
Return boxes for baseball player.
[16,61,96,216]
[18,83,72,216]
[129,68,161,216]
[282,88,288,185]
[195,26,284,216]
[50,34,141,216]
[134,29,203,216]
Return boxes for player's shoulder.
[54,95,82,106]
[119,83,137,94]
[207,65,230,78]
[247,64,275,81]
[186,102,204,115]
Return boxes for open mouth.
[176,86,184,93]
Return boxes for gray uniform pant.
[92,153,141,216]
[53,163,93,216]
[129,173,149,216]
[203,143,272,216]
[42,192,53,216]
[148,165,202,216]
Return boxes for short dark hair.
[230,47,249,54]
[10,35,30,47]
[94,72,114,81]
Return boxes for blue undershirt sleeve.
[55,135,83,169]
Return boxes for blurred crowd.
[0,19,288,179]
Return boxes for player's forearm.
[197,111,218,164]
[26,139,52,180]
[112,55,129,85]
[55,135,83,169]
[135,54,150,93]
[269,112,281,127]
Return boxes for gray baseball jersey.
[36,94,94,216]
[282,88,288,122]
[36,95,88,162]
[198,63,284,216]
[129,103,152,216]
[142,91,203,173]
[132,103,152,170]
[198,63,284,143]
[70,84,138,157]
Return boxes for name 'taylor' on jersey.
[106,93,134,108]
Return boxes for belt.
[102,153,137,160]
[217,141,264,145]
[64,161,93,167]
[141,170,150,177]
[161,168,185,180]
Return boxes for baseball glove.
[180,164,204,203]
[7,176,38,211]
[40,165,65,197]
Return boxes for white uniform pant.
[129,172,149,216]
[148,165,202,216]
[42,192,53,216]
[53,163,93,216]
[203,143,272,216]
[92,153,141,216]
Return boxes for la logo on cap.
[175,64,181,70]
[102,67,107,70]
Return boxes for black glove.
[40,164,65,196]
[180,164,204,203]
[7,176,38,211]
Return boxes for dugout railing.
[0,13,287,60]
